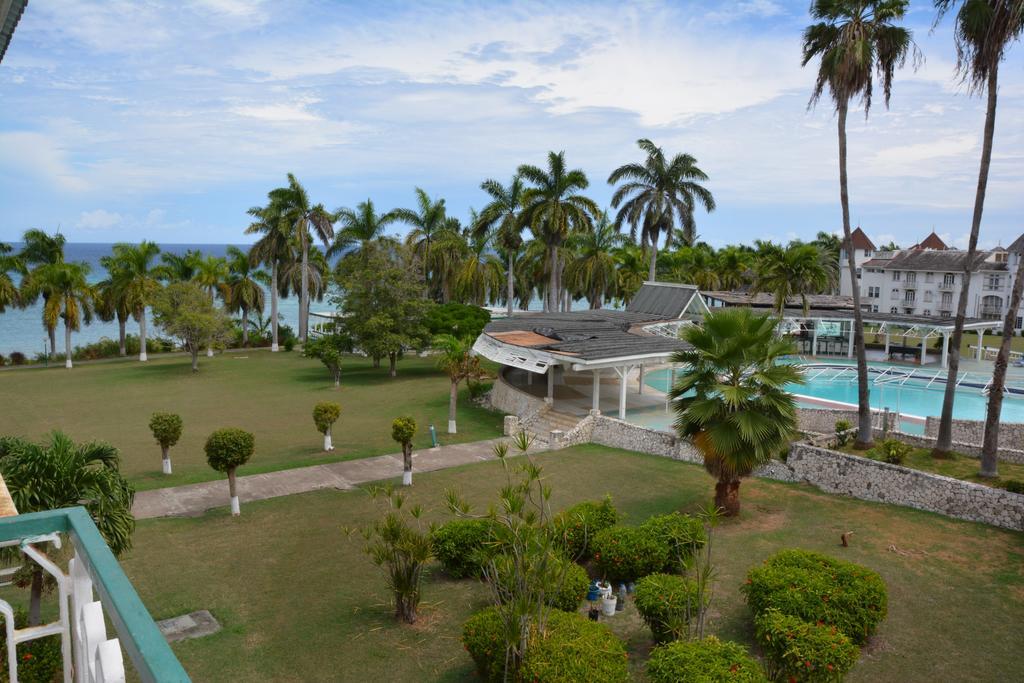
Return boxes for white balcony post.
[977,329,984,361]
[637,364,645,394]
[920,337,927,366]
[847,323,854,358]
[591,370,601,414]
[884,332,890,358]
[942,332,950,369]
[812,323,818,357]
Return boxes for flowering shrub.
[546,557,589,612]
[552,497,619,560]
[754,609,859,682]
[639,511,706,573]
[0,609,63,683]
[593,525,668,582]
[647,636,768,683]
[462,606,505,682]
[634,573,705,643]
[431,519,497,578]
[742,549,887,644]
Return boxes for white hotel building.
[839,228,1024,331]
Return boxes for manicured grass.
[116,446,1023,682]
[0,351,503,490]
[838,441,1024,488]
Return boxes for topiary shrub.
[754,609,859,682]
[742,549,887,644]
[204,428,255,516]
[462,606,505,682]
[313,401,342,451]
[9,351,26,365]
[634,573,705,643]
[639,511,706,573]
[552,497,619,560]
[148,412,183,475]
[431,518,496,578]
[547,557,589,612]
[592,525,667,582]
[647,636,768,683]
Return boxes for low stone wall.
[787,444,1024,531]
[924,416,1024,450]
[491,370,547,418]
[796,407,895,434]
[589,415,702,464]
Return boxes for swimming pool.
[639,361,1024,435]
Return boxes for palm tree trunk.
[714,478,741,517]
[935,66,997,458]
[547,246,557,312]
[648,245,657,282]
[300,235,309,343]
[241,304,249,347]
[507,252,515,318]
[138,307,148,362]
[981,248,1024,477]
[28,568,43,626]
[48,323,56,357]
[64,317,73,369]
[118,315,127,356]
[271,263,280,352]
[448,380,458,434]
[228,467,240,516]
[207,291,215,357]
[837,101,872,448]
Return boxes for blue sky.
[0,0,1021,249]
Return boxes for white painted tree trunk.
[64,321,73,368]
[271,263,279,352]
[207,346,214,357]
[228,469,240,516]
[162,457,172,474]
[138,308,148,361]
[402,470,412,486]
[324,431,333,451]
[230,496,240,515]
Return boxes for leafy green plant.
[425,302,491,339]
[467,379,493,400]
[392,416,416,486]
[647,637,768,683]
[148,411,183,475]
[634,573,705,643]
[874,438,912,465]
[592,525,668,582]
[834,419,853,447]
[639,511,706,573]
[0,609,63,683]
[1004,480,1024,494]
[742,549,887,644]
[551,497,619,560]
[9,351,26,365]
[313,402,341,451]
[304,334,352,387]
[204,427,255,516]
[282,337,295,352]
[430,518,497,578]
[755,609,859,682]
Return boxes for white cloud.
[75,209,123,230]
[0,132,88,192]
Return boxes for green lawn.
[116,445,1023,682]
[0,351,503,490]
[838,441,1024,488]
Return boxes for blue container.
[586,580,602,602]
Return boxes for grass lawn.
[837,441,1024,488]
[114,445,1023,682]
[0,351,503,490]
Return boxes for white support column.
[591,370,601,414]
[613,365,633,420]
[977,329,984,361]
[812,323,818,358]
[847,323,854,358]
[637,364,645,394]
[920,338,927,365]
[884,332,890,359]
[942,332,950,369]
[546,365,555,405]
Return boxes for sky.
[0,0,1021,250]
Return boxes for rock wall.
[796,407,896,435]
[491,371,547,419]
[589,415,703,464]
[786,444,1024,531]
[924,416,1024,451]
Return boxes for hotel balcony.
[980,306,1004,318]
[0,481,189,683]
[938,283,956,291]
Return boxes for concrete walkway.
[133,437,532,519]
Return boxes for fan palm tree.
[455,224,505,306]
[564,213,624,309]
[608,139,716,281]
[273,173,334,343]
[0,432,134,625]
[475,176,526,316]
[0,243,25,313]
[330,199,400,262]
[935,0,1023,463]
[18,229,66,356]
[518,151,600,312]
[26,262,94,368]
[434,334,487,434]
[802,0,916,448]
[247,200,294,352]
[225,246,268,347]
[157,249,202,283]
[193,255,229,357]
[393,188,451,287]
[110,241,163,362]
[754,243,837,315]
[670,308,803,516]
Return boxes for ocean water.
[0,243,304,356]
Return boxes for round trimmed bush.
[312,402,341,434]
[462,606,505,682]
[593,525,667,582]
[493,554,590,612]
[647,637,768,683]
[742,549,887,644]
[148,412,183,449]
[755,609,859,682]
[639,512,706,573]
[634,573,705,643]
[431,519,496,579]
[204,428,255,473]
[552,497,619,560]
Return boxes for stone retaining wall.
[924,416,1024,450]
[491,370,547,418]
[796,407,895,434]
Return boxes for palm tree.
[26,261,94,368]
[564,213,624,309]
[476,176,526,316]
[427,222,470,303]
[518,151,600,312]
[608,139,716,281]
[715,247,754,291]
[224,246,268,347]
[754,243,837,315]
[96,255,131,356]
[434,334,485,434]
[330,199,400,262]
[18,229,66,356]
[393,188,451,288]
[280,245,329,329]
[802,0,916,448]
[193,255,229,357]
[0,243,25,313]
[274,173,334,343]
[670,308,803,515]
[662,246,721,290]
[157,249,202,282]
[936,0,1023,462]
[247,200,294,352]
[612,243,648,306]
[110,242,163,362]
[455,225,505,306]
[0,432,134,626]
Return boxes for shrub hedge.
[754,609,859,683]
[593,525,668,582]
[742,549,887,644]
[633,573,704,643]
[0,609,63,683]
[431,519,497,578]
[552,497,619,560]
[639,511,705,573]
[647,637,768,683]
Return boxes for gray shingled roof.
[862,249,1005,272]
[625,282,700,319]
[0,0,28,65]
[703,291,853,310]
[782,308,995,329]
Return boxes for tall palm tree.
[608,139,716,281]
[393,188,450,287]
[0,243,25,313]
[518,151,600,312]
[428,222,470,304]
[280,245,329,328]
[330,199,400,261]
[18,229,66,356]
[475,176,526,316]
[96,255,131,356]
[0,432,134,626]
[754,243,837,315]
[662,246,721,290]
[670,308,803,516]
[455,225,505,306]
[273,173,334,343]
[434,334,486,434]
[715,246,754,291]
[802,0,916,448]
[193,255,229,357]
[225,246,268,347]
[247,200,293,352]
[157,249,202,283]
[612,243,648,306]
[27,262,94,368]
[110,242,163,362]
[564,213,625,309]
[936,0,1023,463]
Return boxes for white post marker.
[591,370,601,414]
[448,419,457,434]
[271,342,279,352]
[402,470,412,486]
[976,329,984,361]
[207,347,214,357]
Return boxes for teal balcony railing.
[0,507,190,682]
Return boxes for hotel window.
[892,271,902,281]
[864,249,872,257]
[891,288,899,298]
[856,267,862,280]
[868,286,880,298]
[904,290,915,302]
[1017,317,1023,329]
[924,291,933,302]
[872,305,879,312]
[923,309,931,316]
[943,273,956,286]
[905,272,916,283]
[925,272,934,283]
[986,275,1003,290]
[941,292,953,305]
[890,306,898,314]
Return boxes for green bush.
[552,497,619,560]
[312,402,342,434]
[593,525,667,582]
[1005,480,1024,494]
[834,420,853,447]
[283,337,295,352]
[9,352,26,365]
[755,609,859,682]
[462,606,505,682]
[634,573,704,643]
[639,511,705,573]
[742,549,887,644]
[0,609,63,683]
[425,303,491,340]
[431,519,496,578]
[548,557,590,612]
[467,379,493,400]
[148,412,183,449]
[520,609,629,683]
[875,439,912,465]
[647,637,768,683]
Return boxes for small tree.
[314,402,341,451]
[304,334,352,388]
[152,282,232,372]
[204,428,255,516]
[148,412,183,474]
[392,416,416,486]
[434,334,487,434]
